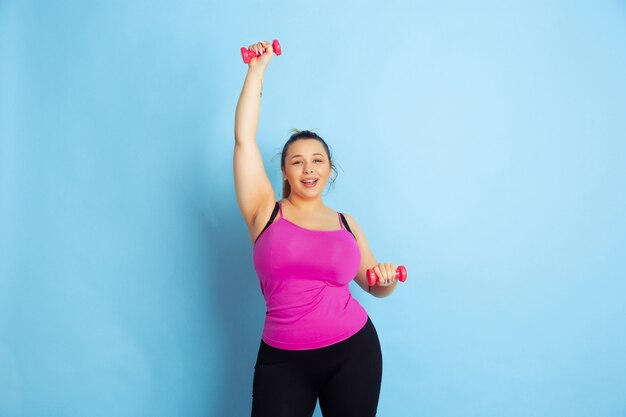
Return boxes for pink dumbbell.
[241,39,282,64]
[366,265,407,286]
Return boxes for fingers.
[247,40,272,59]
[262,40,273,54]
[247,42,261,56]
[373,262,398,287]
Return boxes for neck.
[285,195,324,212]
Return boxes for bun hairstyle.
[280,129,338,198]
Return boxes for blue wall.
[1,1,625,416]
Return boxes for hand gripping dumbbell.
[366,265,407,286]
[241,39,282,64]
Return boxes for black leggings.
[251,317,383,417]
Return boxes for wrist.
[247,65,265,79]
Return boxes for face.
[283,139,332,198]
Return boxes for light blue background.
[1,1,625,416]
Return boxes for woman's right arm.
[234,41,275,228]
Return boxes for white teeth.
[302,179,317,183]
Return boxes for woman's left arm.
[343,213,399,298]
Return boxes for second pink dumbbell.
[241,39,282,64]
[366,265,407,286]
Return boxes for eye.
[292,161,302,165]
[314,159,323,163]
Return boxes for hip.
[256,316,381,366]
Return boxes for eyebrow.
[290,153,325,159]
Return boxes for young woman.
[234,40,401,417]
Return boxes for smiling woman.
[279,129,338,199]
[233,39,404,417]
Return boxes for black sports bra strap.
[254,202,280,244]
[269,201,280,223]
[339,213,356,240]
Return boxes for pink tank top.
[253,201,368,350]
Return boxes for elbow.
[370,290,387,299]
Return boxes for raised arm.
[234,41,276,229]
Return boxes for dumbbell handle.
[366,265,407,286]
[241,39,282,64]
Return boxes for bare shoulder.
[341,213,364,235]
